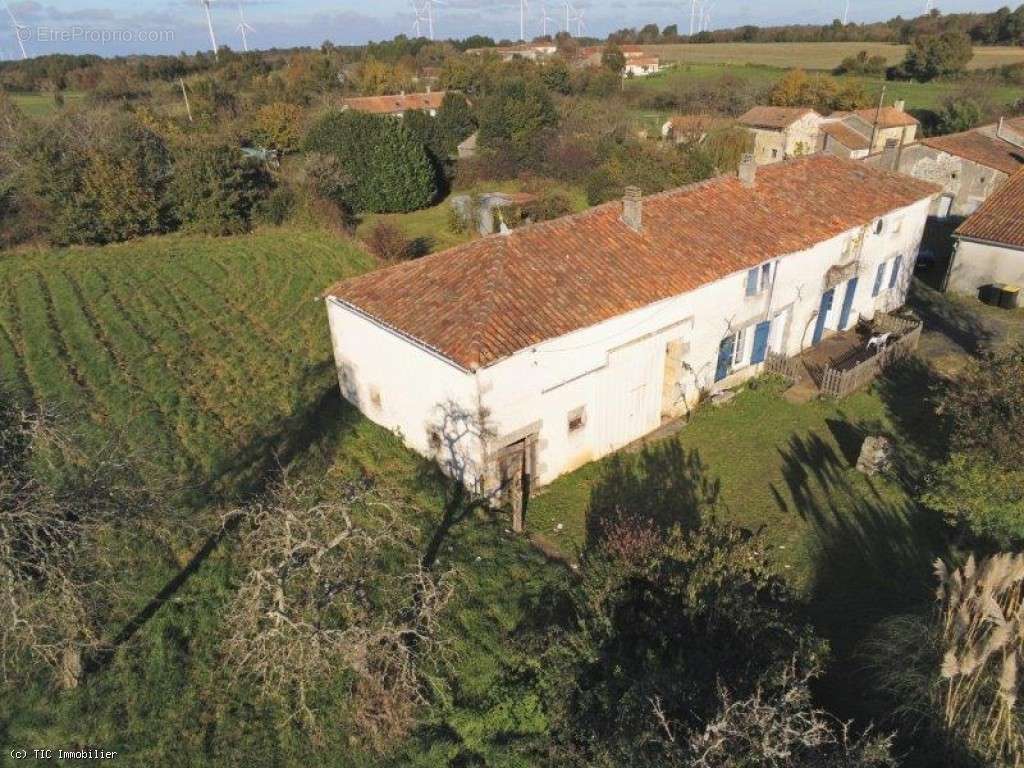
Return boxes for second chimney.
[738,153,757,188]
[894,99,906,113]
[622,186,642,233]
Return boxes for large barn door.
[599,340,662,453]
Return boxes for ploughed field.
[0,227,372,501]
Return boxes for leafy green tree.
[253,102,306,152]
[170,144,273,235]
[476,76,558,163]
[900,31,974,81]
[434,91,477,153]
[600,44,626,74]
[303,110,437,213]
[936,96,983,134]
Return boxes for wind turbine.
[574,7,585,36]
[563,0,572,32]
[419,0,445,40]
[842,0,849,24]
[236,1,253,51]
[689,0,697,36]
[520,0,528,41]
[200,0,219,60]
[540,0,554,36]
[700,0,713,32]
[4,2,28,60]
[924,0,935,10]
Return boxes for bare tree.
[0,401,166,688]
[222,477,453,751]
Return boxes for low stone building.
[885,117,1024,218]
[945,168,1024,298]
[737,106,823,165]
[660,114,731,143]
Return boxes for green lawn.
[10,90,86,115]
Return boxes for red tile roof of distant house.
[822,121,871,151]
[327,155,940,370]
[955,167,1024,249]
[628,56,660,68]
[852,106,919,128]
[339,91,447,115]
[921,123,1024,176]
[738,106,818,130]
[667,114,731,135]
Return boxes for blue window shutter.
[746,268,759,296]
[888,255,902,289]
[872,263,886,296]
[750,321,771,364]
[715,336,735,382]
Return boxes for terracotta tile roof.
[627,56,660,67]
[921,127,1024,175]
[822,121,871,150]
[327,155,940,370]
[738,106,818,130]
[339,91,447,114]
[853,106,919,128]
[955,168,1024,249]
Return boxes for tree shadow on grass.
[88,361,362,674]
[907,280,995,357]
[584,441,720,553]
[772,431,949,724]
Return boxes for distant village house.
[737,107,824,165]
[339,90,448,117]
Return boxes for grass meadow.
[10,90,86,115]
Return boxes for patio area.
[767,313,924,400]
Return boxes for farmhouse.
[945,167,1024,299]
[623,55,661,76]
[737,106,823,165]
[886,117,1024,218]
[339,90,448,117]
[324,155,937,522]
[825,103,919,155]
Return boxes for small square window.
[568,406,586,433]
[771,149,779,159]
[760,263,772,292]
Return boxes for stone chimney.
[893,99,906,113]
[738,153,757,188]
[621,186,642,233]
[879,138,900,171]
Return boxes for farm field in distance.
[627,59,1024,113]
[10,90,86,115]
[640,41,1024,71]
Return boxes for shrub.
[937,97,983,135]
[365,222,413,262]
[253,102,305,152]
[170,144,274,235]
[254,186,296,226]
[303,110,437,213]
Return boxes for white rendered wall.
[325,299,486,486]
[948,240,1024,296]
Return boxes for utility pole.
[179,78,193,122]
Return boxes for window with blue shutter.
[872,262,886,297]
[746,268,759,296]
[750,321,771,364]
[888,255,902,289]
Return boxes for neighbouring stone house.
[823,103,919,156]
[882,117,1024,218]
[945,167,1024,298]
[737,106,824,165]
[465,43,557,62]
[449,191,539,235]
[339,90,448,117]
[324,155,937,518]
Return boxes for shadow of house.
[772,431,949,724]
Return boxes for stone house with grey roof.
[323,155,938,524]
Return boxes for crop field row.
[0,227,374,501]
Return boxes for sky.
[0,0,1013,58]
